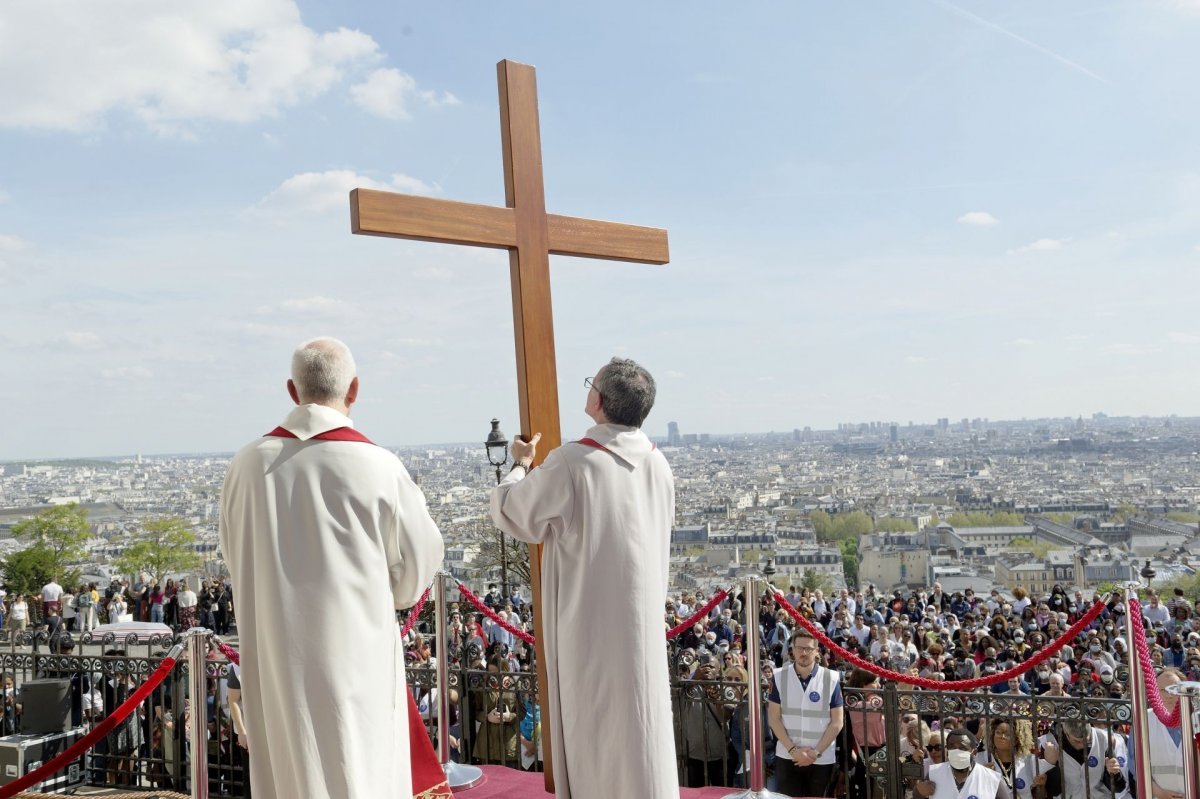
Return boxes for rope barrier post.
[188,627,210,799]
[434,572,483,790]
[722,575,787,799]
[1168,682,1200,799]
[1124,583,1153,799]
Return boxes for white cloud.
[1007,237,1071,255]
[1168,332,1200,344]
[1193,244,1200,254]
[904,355,935,363]
[251,169,437,216]
[664,370,686,379]
[0,1,382,133]
[1104,343,1155,356]
[1012,338,1036,346]
[349,68,459,120]
[0,234,29,251]
[58,331,103,351]
[0,189,9,204]
[101,366,153,380]
[957,211,999,227]
[257,295,353,317]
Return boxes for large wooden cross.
[349,58,668,790]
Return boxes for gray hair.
[594,357,656,427]
[291,337,357,404]
[1060,719,1089,739]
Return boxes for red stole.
[264,426,374,444]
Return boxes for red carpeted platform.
[458,765,743,797]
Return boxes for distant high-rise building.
[889,424,898,443]
[667,421,681,447]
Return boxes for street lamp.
[1141,558,1156,587]
[484,418,511,600]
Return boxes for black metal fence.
[0,625,1137,799]
[0,627,247,796]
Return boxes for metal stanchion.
[723,576,787,799]
[434,572,484,791]
[188,628,210,799]
[1124,584,1154,799]
[1168,682,1200,799]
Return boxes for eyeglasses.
[584,376,601,395]
[927,744,943,752]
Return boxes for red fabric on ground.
[407,693,451,798]
[457,765,768,798]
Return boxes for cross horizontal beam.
[351,188,669,265]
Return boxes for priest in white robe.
[219,337,444,799]
[490,357,680,799]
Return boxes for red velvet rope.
[216,638,240,665]
[666,590,730,640]
[401,586,431,637]
[772,590,1109,689]
[0,654,178,799]
[456,582,536,645]
[1127,597,1181,727]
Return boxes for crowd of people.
[0,574,235,636]
[404,579,1191,798]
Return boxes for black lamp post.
[485,418,511,600]
[1141,558,1156,587]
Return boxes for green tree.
[799,568,832,594]
[839,539,859,588]
[1045,512,1075,525]
[1167,512,1200,524]
[810,510,832,541]
[1113,503,1137,522]
[8,503,90,585]
[113,517,202,586]
[1,547,62,595]
[875,517,916,533]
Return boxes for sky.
[3,1,1200,460]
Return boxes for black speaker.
[18,679,70,734]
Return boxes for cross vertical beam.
[497,59,560,791]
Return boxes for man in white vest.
[219,337,444,799]
[767,628,844,796]
[1041,718,1130,799]
[1130,667,1186,799]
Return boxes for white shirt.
[41,582,63,602]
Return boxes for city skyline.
[4,2,1200,460]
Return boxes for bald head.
[288,337,358,412]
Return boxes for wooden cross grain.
[349,58,668,791]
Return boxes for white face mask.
[947,748,974,770]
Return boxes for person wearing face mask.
[1165,635,1187,669]
[915,728,1011,799]
[1096,665,1123,699]
[1084,636,1115,671]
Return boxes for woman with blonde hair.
[979,718,1048,799]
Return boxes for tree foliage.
[1,547,65,596]
[945,511,1025,528]
[799,568,832,594]
[1113,503,1137,522]
[1044,512,1075,525]
[1167,512,1200,524]
[5,503,90,590]
[875,517,916,533]
[839,539,859,588]
[811,510,874,542]
[112,517,202,586]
